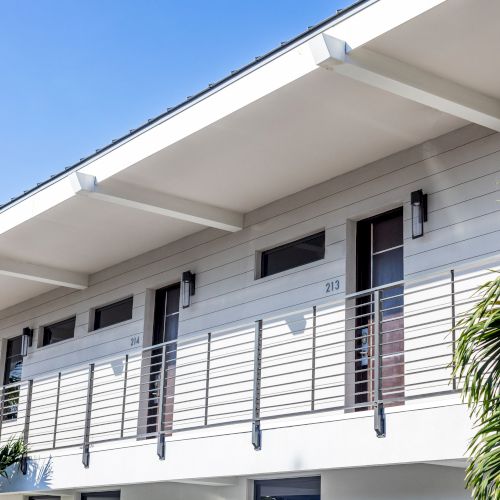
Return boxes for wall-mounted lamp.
[21,327,33,357]
[182,271,196,309]
[411,189,428,239]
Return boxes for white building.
[0,1,498,498]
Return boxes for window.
[29,497,61,500]
[81,492,120,499]
[259,231,325,278]
[42,317,76,346]
[3,336,22,385]
[255,476,320,500]
[3,336,23,421]
[93,297,133,330]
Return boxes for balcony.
[0,257,495,482]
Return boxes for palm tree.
[453,274,500,499]
[0,437,28,478]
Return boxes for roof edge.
[0,0,375,212]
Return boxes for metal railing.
[0,258,497,467]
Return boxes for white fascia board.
[0,0,449,236]
[71,172,244,232]
[312,34,500,132]
[0,257,89,289]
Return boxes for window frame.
[91,296,134,332]
[254,476,321,499]
[41,316,76,347]
[3,335,23,385]
[257,230,326,279]
[81,492,120,499]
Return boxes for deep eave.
[0,0,372,212]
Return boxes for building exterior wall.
[0,465,470,499]
[0,124,497,377]
[0,123,497,492]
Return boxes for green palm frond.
[0,436,28,478]
[453,273,500,500]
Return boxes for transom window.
[81,492,120,499]
[42,317,76,346]
[259,231,325,278]
[93,297,133,331]
[254,476,320,500]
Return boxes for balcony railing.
[0,258,497,466]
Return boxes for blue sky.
[0,1,347,205]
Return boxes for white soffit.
[0,0,449,236]
[311,35,500,131]
[0,0,474,310]
[366,0,500,101]
[70,173,243,232]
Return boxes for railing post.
[311,306,317,411]
[120,355,129,438]
[204,333,212,426]
[23,380,33,446]
[451,269,457,391]
[252,320,263,450]
[156,344,167,460]
[52,372,61,448]
[373,290,386,438]
[82,364,94,468]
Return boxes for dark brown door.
[355,208,404,408]
[147,283,180,435]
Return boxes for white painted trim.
[0,0,450,239]
[0,257,88,289]
[313,34,500,132]
[70,172,244,232]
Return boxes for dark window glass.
[372,211,403,252]
[372,247,404,287]
[255,477,320,500]
[43,317,75,346]
[260,232,325,278]
[4,336,22,385]
[94,297,133,330]
[81,492,120,499]
[3,336,23,421]
[29,497,61,500]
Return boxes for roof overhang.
[1,0,498,311]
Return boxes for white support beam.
[311,34,500,132]
[0,258,88,289]
[70,172,244,232]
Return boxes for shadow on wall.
[0,456,53,493]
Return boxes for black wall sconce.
[21,327,33,357]
[182,271,196,308]
[411,189,428,239]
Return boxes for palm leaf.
[453,273,500,499]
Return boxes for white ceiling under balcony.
[0,0,498,312]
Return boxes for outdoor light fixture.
[411,189,428,239]
[182,271,196,308]
[21,327,33,357]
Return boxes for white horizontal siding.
[0,124,497,378]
